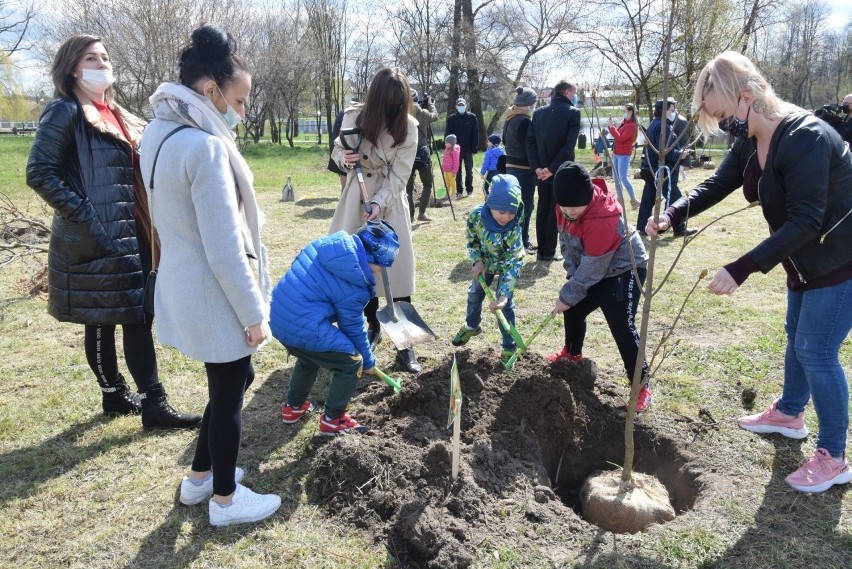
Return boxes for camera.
[418,93,432,107]
[815,103,843,128]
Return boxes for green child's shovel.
[477,275,525,351]
[502,313,554,369]
[372,367,402,393]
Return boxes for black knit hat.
[553,161,594,207]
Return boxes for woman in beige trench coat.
[329,67,421,372]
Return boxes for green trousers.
[284,345,363,419]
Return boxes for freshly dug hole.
[302,349,700,567]
[580,470,676,534]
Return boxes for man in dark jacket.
[445,97,479,198]
[407,91,439,221]
[525,80,581,261]
[835,93,852,145]
[503,86,538,253]
[637,99,695,237]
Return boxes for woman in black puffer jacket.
[26,34,200,430]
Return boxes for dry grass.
[1,137,850,568]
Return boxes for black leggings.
[192,356,255,497]
[365,295,412,326]
[84,324,158,391]
[563,268,649,385]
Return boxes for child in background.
[593,128,611,169]
[452,174,525,367]
[480,134,506,196]
[548,162,652,412]
[442,134,461,201]
[270,221,400,435]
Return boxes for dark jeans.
[563,268,649,386]
[84,323,158,391]
[193,356,255,497]
[637,168,685,234]
[284,345,363,420]
[465,273,516,350]
[506,167,536,248]
[535,181,558,257]
[406,163,434,218]
[456,151,474,195]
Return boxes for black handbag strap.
[149,125,190,189]
[147,124,190,270]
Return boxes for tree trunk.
[448,0,462,114]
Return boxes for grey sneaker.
[180,467,245,505]
[209,483,281,527]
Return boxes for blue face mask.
[217,86,242,130]
[457,105,466,114]
[571,93,578,106]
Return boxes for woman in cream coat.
[329,67,421,372]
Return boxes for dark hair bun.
[190,24,232,62]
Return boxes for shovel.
[372,367,402,393]
[502,313,554,369]
[477,274,525,351]
[377,267,436,350]
[339,127,372,216]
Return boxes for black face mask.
[843,103,851,114]
[719,102,751,139]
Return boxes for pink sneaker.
[786,449,852,493]
[737,400,808,439]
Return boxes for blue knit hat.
[356,220,400,267]
[488,134,501,146]
[485,174,522,213]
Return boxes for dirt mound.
[305,349,698,567]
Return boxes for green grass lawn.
[1,136,850,568]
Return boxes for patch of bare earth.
[305,350,704,568]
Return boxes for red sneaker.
[319,412,369,436]
[635,385,653,413]
[281,400,316,424]
[547,346,583,363]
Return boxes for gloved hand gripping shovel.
[477,275,526,353]
[502,313,554,369]
[340,127,372,216]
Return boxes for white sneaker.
[209,483,281,527]
[179,467,245,506]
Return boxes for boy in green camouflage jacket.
[452,174,525,365]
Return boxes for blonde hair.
[692,51,785,139]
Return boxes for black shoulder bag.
[143,125,190,320]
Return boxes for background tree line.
[2,0,851,146]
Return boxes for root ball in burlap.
[580,470,675,533]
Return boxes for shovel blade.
[377,301,436,350]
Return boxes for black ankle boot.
[396,347,421,373]
[367,323,382,350]
[141,383,202,431]
[102,374,142,415]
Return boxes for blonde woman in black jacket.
[648,51,852,493]
[26,35,200,430]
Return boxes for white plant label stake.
[447,354,463,479]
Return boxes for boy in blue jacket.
[270,221,400,436]
[480,134,506,196]
[452,174,525,367]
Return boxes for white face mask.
[622,113,629,120]
[667,110,677,122]
[78,68,115,95]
